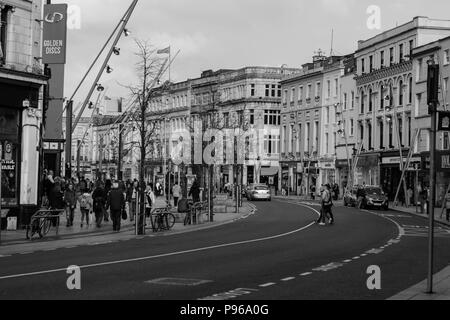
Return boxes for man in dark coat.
[189,179,201,203]
[92,182,107,228]
[107,181,126,232]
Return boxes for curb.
[0,204,257,249]
[391,207,450,228]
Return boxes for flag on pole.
[157,46,170,54]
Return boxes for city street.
[1,199,449,300]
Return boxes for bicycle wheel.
[164,213,175,230]
[39,219,52,238]
[27,221,38,239]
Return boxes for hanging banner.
[42,4,68,64]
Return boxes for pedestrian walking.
[79,190,93,228]
[172,183,181,207]
[48,177,64,226]
[357,185,366,209]
[104,179,112,222]
[107,181,126,232]
[145,183,156,218]
[189,178,200,203]
[126,180,139,222]
[64,183,77,227]
[92,181,107,228]
[318,184,334,225]
[445,189,450,222]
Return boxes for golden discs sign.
[42,4,68,64]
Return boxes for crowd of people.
[40,170,205,232]
[41,170,164,232]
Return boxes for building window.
[361,58,365,73]
[316,82,321,98]
[368,122,372,149]
[344,93,348,110]
[360,90,365,114]
[399,43,404,62]
[444,132,450,150]
[327,80,331,97]
[298,86,303,101]
[369,89,373,112]
[325,107,329,124]
[409,77,413,104]
[0,6,12,65]
[271,84,276,97]
[305,122,310,152]
[249,109,254,125]
[380,85,385,109]
[283,89,288,104]
[369,55,373,72]
[325,133,329,154]
[390,47,394,65]
[444,50,450,65]
[251,84,256,96]
[334,79,338,97]
[278,85,282,98]
[290,124,295,153]
[398,117,403,147]
[399,80,404,106]
[350,119,354,136]
[351,91,355,109]
[409,40,414,58]
[360,123,364,142]
[264,135,280,155]
[282,126,287,153]
[265,85,270,97]
[380,50,385,68]
[379,120,384,149]
[307,84,312,99]
[389,121,393,148]
[291,87,295,103]
[264,110,280,125]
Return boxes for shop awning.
[260,166,279,176]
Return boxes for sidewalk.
[389,266,450,300]
[390,203,450,227]
[0,199,255,255]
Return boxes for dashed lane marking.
[259,283,276,288]
[281,277,295,281]
[300,272,312,276]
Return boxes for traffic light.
[427,63,439,113]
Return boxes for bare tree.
[124,39,168,234]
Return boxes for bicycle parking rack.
[26,209,65,240]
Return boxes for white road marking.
[300,272,312,276]
[343,260,352,263]
[0,204,320,281]
[259,283,276,287]
[281,277,295,281]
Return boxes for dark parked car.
[344,186,388,210]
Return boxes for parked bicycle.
[150,204,175,232]
[26,209,64,240]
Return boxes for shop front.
[318,159,336,187]
[380,153,420,201]
[336,159,351,195]
[354,153,380,187]
[420,151,450,206]
[0,76,45,228]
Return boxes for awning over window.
[260,166,279,176]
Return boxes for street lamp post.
[426,59,439,294]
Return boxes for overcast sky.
[52,0,450,107]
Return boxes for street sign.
[42,4,68,64]
[438,111,450,131]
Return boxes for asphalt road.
[0,199,449,300]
